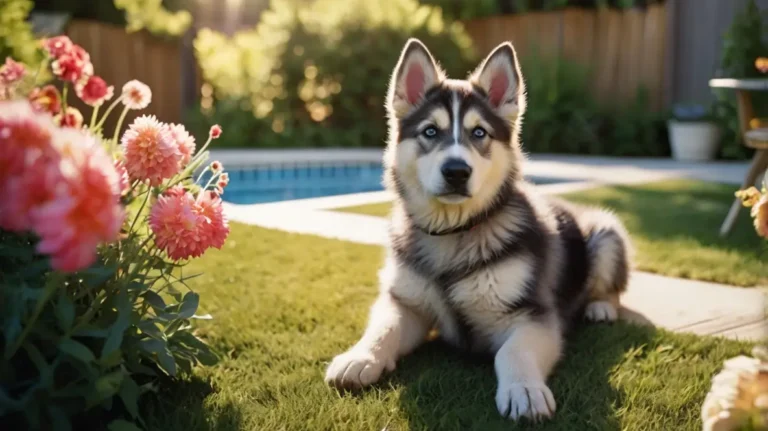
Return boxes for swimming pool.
[216,162,570,204]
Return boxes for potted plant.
[667,103,722,161]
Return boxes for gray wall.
[667,0,768,107]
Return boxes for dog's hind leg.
[580,209,633,322]
[494,317,563,421]
[324,292,429,390]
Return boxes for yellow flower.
[735,187,762,207]
[751,195,768,239]
[757,57,768,74]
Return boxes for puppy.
[324,38,632,421]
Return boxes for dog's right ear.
[386,38,443,119]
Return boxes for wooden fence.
[64,20,187,130]
[462,4,669,110]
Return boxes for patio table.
[708,78,768,236]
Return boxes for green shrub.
[421,0,666,20]
[714,0,768,160]
[519,53,668,157]
[0,0,47,72]
[191,0,476,149]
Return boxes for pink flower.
[76,75,114,107]
[51,45,93,83]
[1,155,61,232]
[28,85,61,115]
[168,123,196,166]
[0,58,26,84]
[149,188,229,260]
[33,129,124,272]
[149,190,207,260]
[121,115,181,186]
[54,107,84,129]
[163,185,187,197]
[43,36,74,58]
[209,125,222,139]
[122,80,152,110]
[114,159,130,196]
[0,100,55,187]
[196,191,229,250]
[752,196,768,239]
[219,173,229,184]
[210,161,222,173]
[0,101,58,231]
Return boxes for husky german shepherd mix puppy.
[324,38,632,421]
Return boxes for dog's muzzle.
[441,158,472,193]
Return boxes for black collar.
[413,181,515,237]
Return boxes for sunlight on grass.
[335,180,767,287]
[141,223,753,431]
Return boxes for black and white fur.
[324,39,633,421]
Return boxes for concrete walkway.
[220,153,767,342]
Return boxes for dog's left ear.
[470,42,524,119]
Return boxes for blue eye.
[472,127,487,138]
[422,126,438,138]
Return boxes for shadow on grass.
[142,375,243,431]
[383,320,660,431]
[570,183,761,252]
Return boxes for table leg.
[720,149,768,237]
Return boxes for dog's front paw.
[495,381,556,421]
[585,300,618,322]
[324,348,394,390]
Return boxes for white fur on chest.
[447,256,533,346]
[382,253,534,350]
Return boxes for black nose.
[441,159,472,187]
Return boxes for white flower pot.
[667,120,722,162]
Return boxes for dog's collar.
[422,221,478,236]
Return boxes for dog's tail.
[580,209,633,300]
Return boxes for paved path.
[220,153,766,342]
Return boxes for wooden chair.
[710,78,768,237]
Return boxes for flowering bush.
[702,346,768,431]
[735,174,768,240]
[1,37,229,429]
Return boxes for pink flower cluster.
[119,115,228,260]
[0,101,124,271]
[2,40,229,271]
[44,36,114,108]
[149,187,229,261]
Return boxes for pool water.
[215,162,569,204]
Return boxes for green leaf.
[48,405,72,431]
[156,348,177,377]
[119,376,141,419]
[101,327,125,359]
[98,349,123,368]
[55,295,75,331]
[21,259,51,279]
[172,331,219,366]
[87,370,124,409]
[72,326,109,338]
[177,292,199,319]
[108,419,142,431]
[138,338,165,355]
[143,291,167,310]
[58,339,95,363]
[81,265,118,288]
[137,320,164,340]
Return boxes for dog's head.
[384,38,526,228]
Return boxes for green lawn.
[336,180,768,287]
[141,223,753,431]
